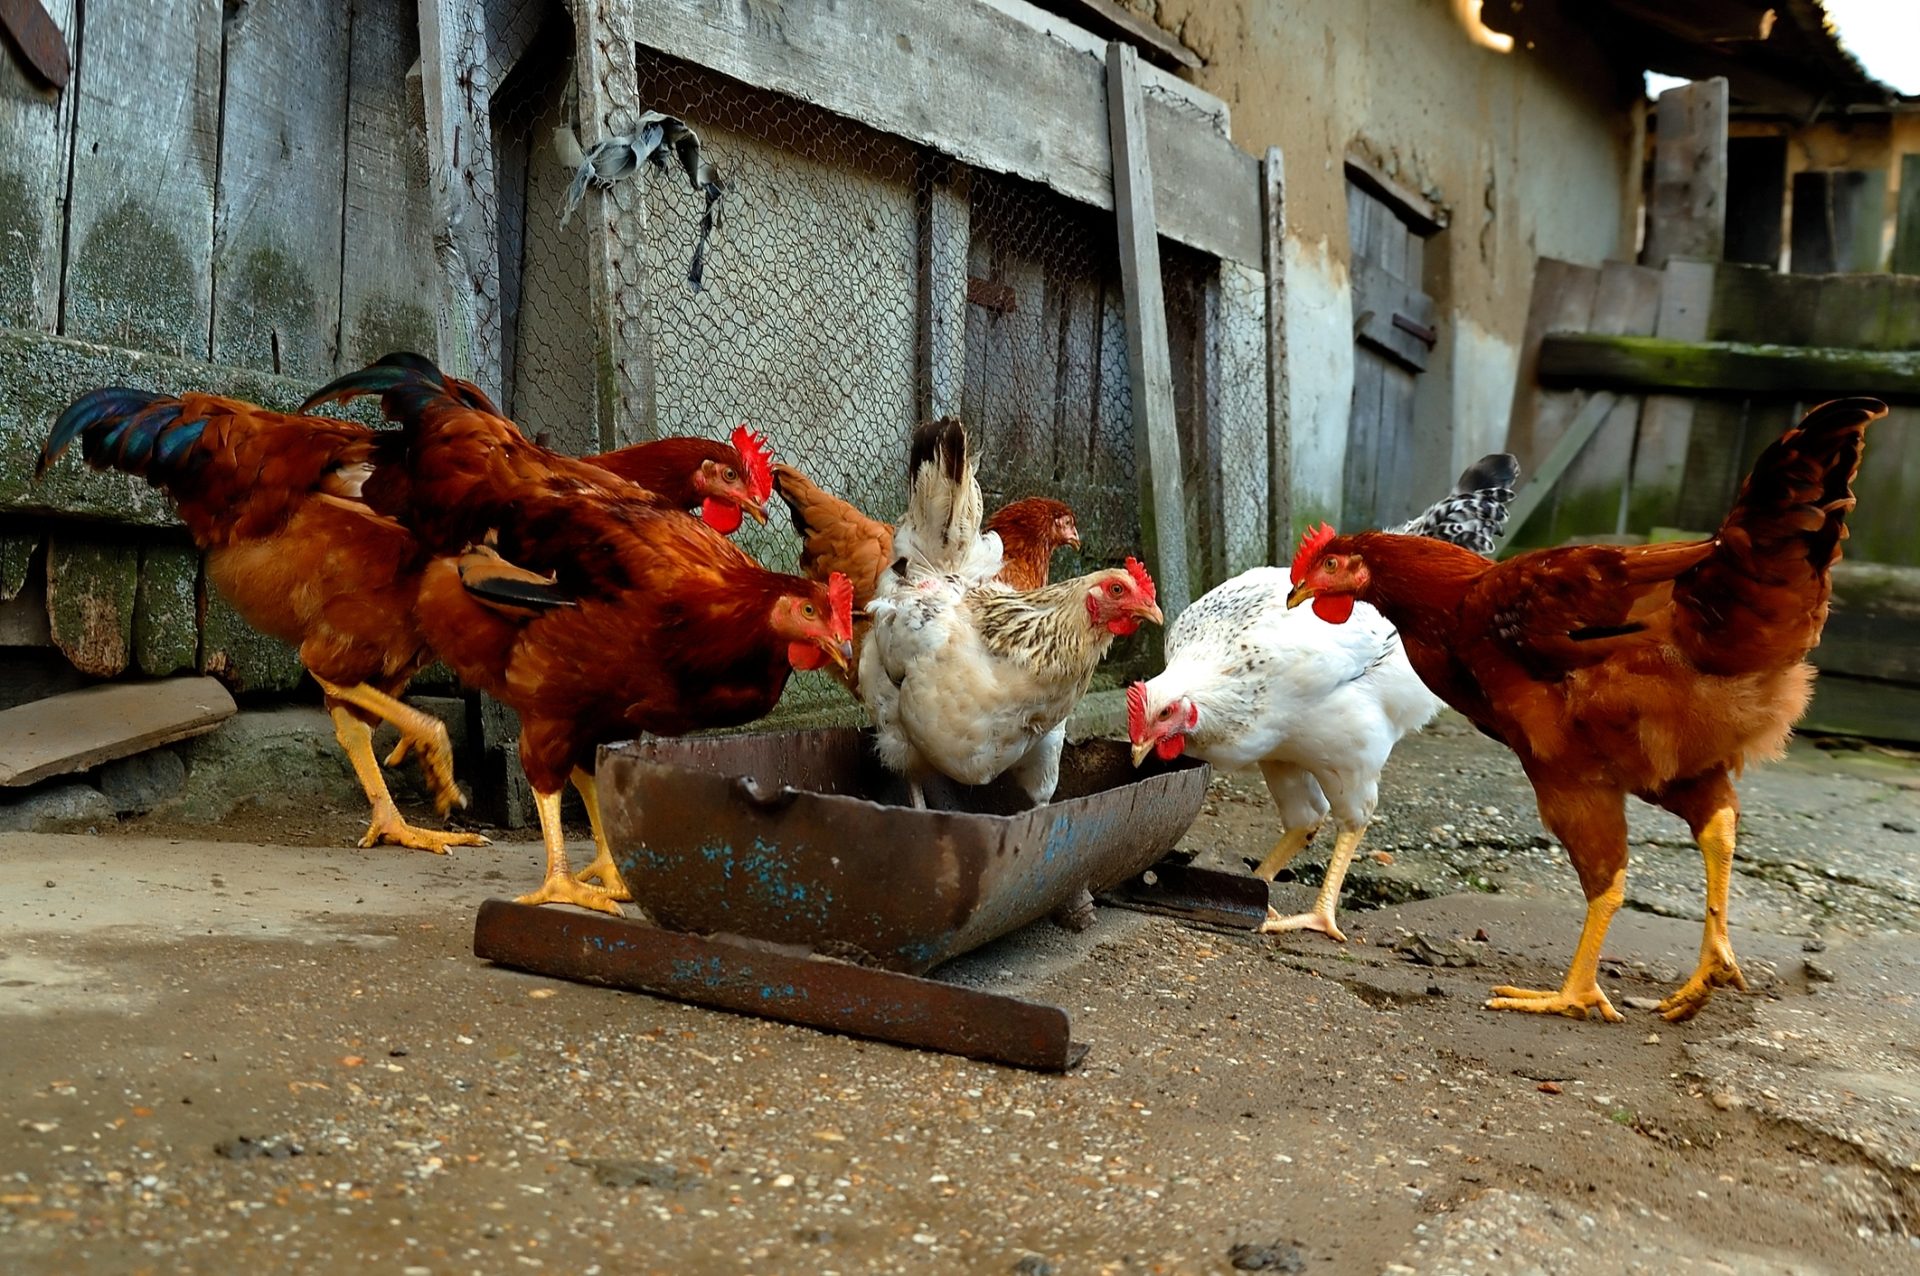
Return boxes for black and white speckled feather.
[1389,452,1520,557]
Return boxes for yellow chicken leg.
[1658,807,1748,1022]
[516,788,623,916]
[329,709,490,853]
[1487,866,1625,1022]
[1251,820,1322,881]
[315,677,468,816]
[568,769,634,903]
[1261,824,1361,942]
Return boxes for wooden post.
[915,158,971,422]
[1626,258,1714,532]
[1895,154,1920,277]
[573,0,656,449]
[1262,146,1292,565]
[1105,42,1190,619]
[416,0,502,395]
[1642,79,1728,270]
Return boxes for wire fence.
[482,5,1272,694]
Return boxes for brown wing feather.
[771,463,894,607]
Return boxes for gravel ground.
[1,714,1917,1274]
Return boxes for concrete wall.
[1146,0,1639,522]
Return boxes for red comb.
[826,571,854,640]
[1123,556,1156,603]
[1291,522,1338,584]
[1126,681,1149,742]
[730,424,773,504]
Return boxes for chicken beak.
[1140,601,1165,627]
[1130,739,1154,768]
[1286,582,1314,609]
[745,499,769,524]
[828,638,854,670]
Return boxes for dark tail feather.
[1682,397,1885,673]
[1451,452,1519,497]
[1394,452,1521,557]
[39,388,210,486]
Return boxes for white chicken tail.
[889,416,1000,581]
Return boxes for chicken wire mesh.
[483,9,1273,701]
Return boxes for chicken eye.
[802,603,816,618]
[1158,705,1172,719]
[1109,583,1124,597]
[724,467,738,482]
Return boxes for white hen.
[863,418,1163,808]
[1128,454,1519,939]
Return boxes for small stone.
[1709,1092,1741,1112]
[1803,959,1836,984]
[1393,933,1479,968]
[1011,1257,1056,1276]
[1621,996,1664,1012]
[1472,928,1490,943]
[1644,1033,1660,1045]
[1227,1241,1306,1272]
[1538,1082,1563,1095]
[572,1158,702,1192]
[1801,937,1827,953]
[1883,820,1915,834]
[1368,851,1395,866]
[1426,984,1445,997]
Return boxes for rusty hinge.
[1392,312,1438,347]
[966,276,1017,315]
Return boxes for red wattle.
[1155,735,1186,761]
[702,497,743,534]
[1312,593,1356,624]
[788,641,826,670]
[1106,616,1140,636]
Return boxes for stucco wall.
[1147,0,1639,522]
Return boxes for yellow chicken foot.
[1251,821,1321,881]
[1259,824,1361,942]
[517,788,623,916]
[567,769,634,903]
[329,709,490,853]
[1658,807,1748,1022]
[1487,868,1625,1022]
[316,678,468,816]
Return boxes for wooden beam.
[0,677,237,788]
[1627,258,1715,532]
[1643,79,1728,270]
[1106,42,1190,619]
[1342,154,1446,234]
[1262,146,1291,565]
[1539,332,1920,399]
[416,0,502,395]
[1895,154,1920,277]
[1501,391,1620,541]
[915,160,971,422]
[1021,0,1201,70]
[610,0,1262,267]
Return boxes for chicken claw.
[566,770,634,902]
[1656,942,1747,1023]
[1486,982,1623,1023]
[360,813,490,854]
[515,874,625,917]
[573,852,633,902]
[1261,906,1347,943]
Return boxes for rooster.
[39,384,774,853]
[1286,399,1885,1022]
[590,424,774,533]
[771,456,1081,693]
[1127,454,1519,940]
[861,418,1160,809]
[302,354,854,914]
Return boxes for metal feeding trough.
[472,728,1268,1070]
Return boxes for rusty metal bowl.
[595,728,1210,975]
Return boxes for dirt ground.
[2,715,1918,1275]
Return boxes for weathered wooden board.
[1626,258,1714,533]
[916,162,971,423]
[133,543,200,677]
[0,0,75,330]
[0,676,236,787]
[1538,335,1920,400]
[337,0,441,368]
[61,0,222,356]
[1108,42,1189,620]
[417,0,502,393]
[1895,154,1920,278]
[1543,260,1661,543]
[1790,169,1886,275]
[210,0,350,377]
[1505,258,1601,479]
[0,532,37,601]
[610,0,1262,267]
[44,535,138,677]
[199,586,305,693]
[0,328,354,525]
[1642,79,1726,270]
[1801,673,1920,745]
[1263,146,1290,563]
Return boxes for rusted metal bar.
[473,900,1089,1072]
[1099,860,1270,929]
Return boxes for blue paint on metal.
[759,983,806,1001]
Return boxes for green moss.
[134,543,200,676]
[0,168,46,327]
[0,532,37,601]
[200,587,305,693]
[217,241,322,376]
[66,200,200,354]
[45,537,138,677]
[346,296,436,367]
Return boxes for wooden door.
[1344,177,1436,529]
